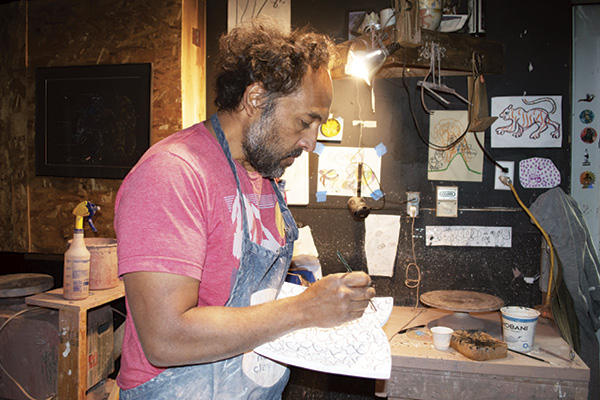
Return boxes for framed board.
[35,63,152,179]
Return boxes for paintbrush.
[336,251,377,312]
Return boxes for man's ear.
[242,82,266,117]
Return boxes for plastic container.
[68,238,118,290]
[64,230,91,300]
[500,306,540,352]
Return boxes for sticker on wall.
[318,117,344,142]
[519,157,561,189]
[580,127,597,144]
[577,93,595,103]
[583,149,591,166]
[427,110,484,182]
[579,109,595,124]
[580,171,596,189]
[491,96,562,148]
[425,226,512,248]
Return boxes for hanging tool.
[417,42,471,114]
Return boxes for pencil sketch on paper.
[427,110,484,182]
[254,282,393,379]
[491,96,562,148]
[317,147,382,197]
[227,0,291,32]
[425,225,512,248]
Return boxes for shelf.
[332,28,505,80]
[26,282,125,400]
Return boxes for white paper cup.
[500,306,540,353]
[431,326,454,350]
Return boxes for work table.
[380,307,590,399]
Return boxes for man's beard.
[242,103,302,179]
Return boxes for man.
[115,18,375,399]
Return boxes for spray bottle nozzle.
[72,201,100,232]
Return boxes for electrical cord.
[474,131,509,173]
[0,307,55,400]
[401,50,473,152]
[499,176,555,307]
[405,214,422,310]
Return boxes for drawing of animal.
[495,97,561,139]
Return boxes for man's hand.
[123,270,375,367]
[295,272,376,328]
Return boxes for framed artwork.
[35,63,152,179]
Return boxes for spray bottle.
[63,201,99,300]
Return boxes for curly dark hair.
[214,17,335,111]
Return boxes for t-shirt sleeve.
[115,152,208,282]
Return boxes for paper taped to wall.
[426,225,512,247]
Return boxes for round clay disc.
[420,290,504,312]
[0,273,54,298]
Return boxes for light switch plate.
[436,186,458,217]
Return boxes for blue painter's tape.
[313,142,325,156]
[375,142,387,157]
[316,191,327,202]
[370,189,383,200]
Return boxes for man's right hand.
[295,272,376,328]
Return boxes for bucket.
[500,306,540,352]
[68,238,118,290]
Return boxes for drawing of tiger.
[495,97,561,139]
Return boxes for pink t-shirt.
[114,122,285,390]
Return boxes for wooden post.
[394,0,421,47]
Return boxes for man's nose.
[299,126,319,153]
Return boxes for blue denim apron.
[120,114,298,399]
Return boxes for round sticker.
[580,127,597,144]
[580,171,596,189]
[320,118,342,138]
[579,109,595,124]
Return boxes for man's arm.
[124,270,375,367]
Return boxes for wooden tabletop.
[25,280,125,312]
[383,306,589,383]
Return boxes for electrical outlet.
[406,192,420,217]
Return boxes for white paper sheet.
[426,225,512,248]
[427,110,484,182]
[281,151,309,205]
[254,282,393,379]
[365,214,400,277]
[491,96,562,148]
[227,0,290,32]
[316,147,382,197]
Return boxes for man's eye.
[301,120,311,129]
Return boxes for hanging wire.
[401,47,473,151]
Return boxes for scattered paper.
[365,214,400,277]
[292,226,322,280]
[426,225,512,248]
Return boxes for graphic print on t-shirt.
[228,190,283,260]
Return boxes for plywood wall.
[0,0,191,254]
